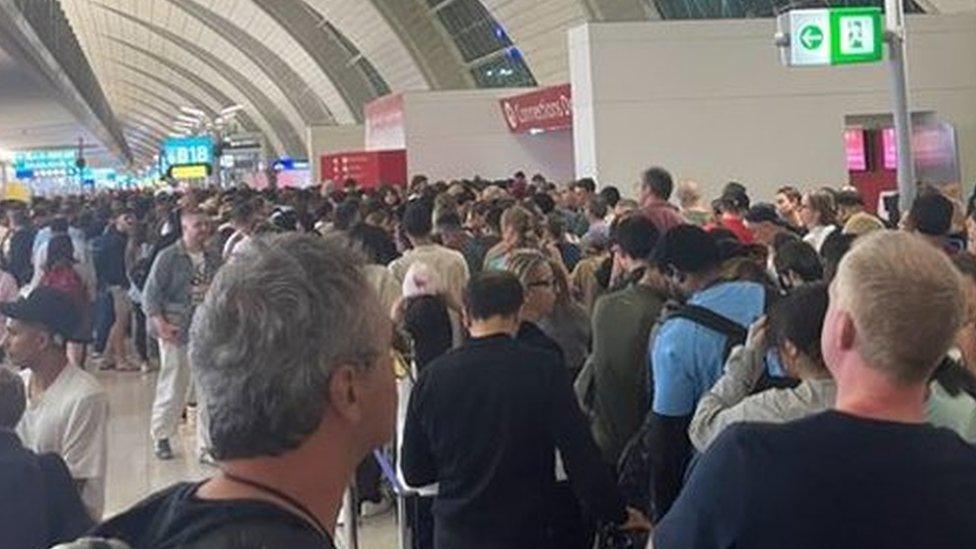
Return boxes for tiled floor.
[99,370,398,548]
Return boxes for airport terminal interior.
[1,1,975,548]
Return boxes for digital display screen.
[844,128,867,171]
[161,136,213,171]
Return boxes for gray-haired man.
[89,234,395,548]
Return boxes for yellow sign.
[170,164,209,179]
[2,181,32,203]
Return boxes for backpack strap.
[666,304,747,346]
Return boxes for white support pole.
[885,0,917,215]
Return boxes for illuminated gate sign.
[161,136,214,172]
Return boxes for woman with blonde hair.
[675,180,711,226]
[540,255,591,378]
[505,249,562,357]
[484,205,541,270]
[505,249,589,376]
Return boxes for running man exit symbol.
[838,15,876,56]
[848,20,864,49]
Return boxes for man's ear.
[34,330,53,350]
[327,364,363,424]
[838,311,857,352]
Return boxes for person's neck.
[468,316,519,338]
[183,238,203,253]
[637,265,667,289]
[832,359,928,423]
[519,309,543,324]
[30,349,68,393]
[204,426,357,535]
[409,235,434,247]
[685,269,721,294]
[793,358,833,381]
[920,233,947,249]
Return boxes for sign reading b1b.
[788,7,883,67]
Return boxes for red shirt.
[707,214,754,244]
[641,197,687,233]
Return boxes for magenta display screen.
[882,128,897,170]
[883,124,960,182]
[844,128,867,172]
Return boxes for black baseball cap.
[1,287,79,339]
[744,203,786,226]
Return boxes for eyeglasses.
[664,265,686,284]
[527,278,554,289]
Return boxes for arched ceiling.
[54,0,972,169]
[52,0,688,167]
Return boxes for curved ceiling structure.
[97,4,305,155]
[167,0,337,126]
[46,0,970,170]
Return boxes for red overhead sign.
[320,149,407,188]
[499,84,572,134]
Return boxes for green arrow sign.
[799,25,824,50]
[786,7,882,67]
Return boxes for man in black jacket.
[0,366,92,548]
[401,270,649,549]
[4,207,36,287]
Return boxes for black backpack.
[625,304,747,492]
[595,302,749,548]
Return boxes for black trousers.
[132,302,149,362]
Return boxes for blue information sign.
[12,149,77,179]
[161,136,213,171]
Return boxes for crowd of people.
[2,167,976,548]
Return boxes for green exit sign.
[787,8,883,66]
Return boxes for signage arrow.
[800,25,824,50]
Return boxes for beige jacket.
[689,344,836,452]
[389,244,470,306]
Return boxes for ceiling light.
[180,106,206,117]
[219,104,244,116]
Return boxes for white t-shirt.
[803,224,837,254]
[17,364,109,519]
[188,250,208,307]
